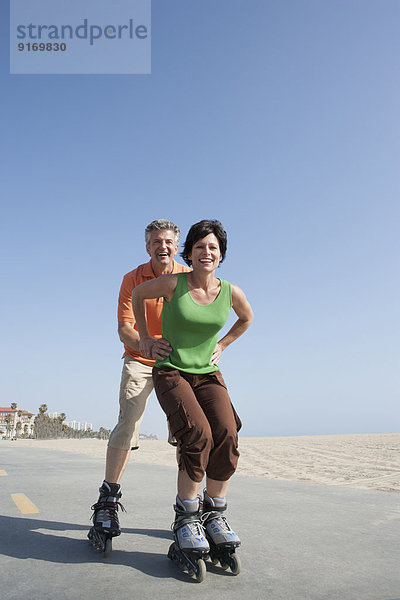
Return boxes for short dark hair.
[181,220,228,267]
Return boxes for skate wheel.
[168,542,178,562]
[211,556,219,566]
[229,553,241,575]
[220,560,229,571]
[194,558,206,583]
[103,538,112,558]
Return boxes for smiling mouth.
[157,252,169,258]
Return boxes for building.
[65,420,93,432]
[48,412,93,432]
[0,406,35,438]
[48,411,61,419]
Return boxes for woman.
[132,220,253,577]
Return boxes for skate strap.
[172,518,205,538]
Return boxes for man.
[88,219,190,551]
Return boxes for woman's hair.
[181,220,228,266]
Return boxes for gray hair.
[145,219,181,246]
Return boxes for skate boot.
[88,481,125,557]
[168,496,209,582]
[202,490,241,575]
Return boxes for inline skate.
[202,490,241,575]
[168,496,209,582]
[88,481,125,557]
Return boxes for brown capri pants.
[152,367,242,483]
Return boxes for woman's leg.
[152,369,212,553]
[191,372,242,552]
[153,367,214,486]
[193,371,241,483]
[205,477,230,498]
[178,469,202,500]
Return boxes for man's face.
[146,229,179,267]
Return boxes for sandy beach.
[7,432,400,493]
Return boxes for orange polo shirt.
[118,259,191,366]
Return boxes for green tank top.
[155,273,232,374]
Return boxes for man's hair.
[145,219,180,246]
[181,220,228,267]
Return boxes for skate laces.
[202,512,231,532]
[186,520,206,537]
[91,498,126,522]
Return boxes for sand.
[7,433,400,493]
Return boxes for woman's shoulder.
[157,272,179,283]
[227,282,245,300]
[154,273,180,299]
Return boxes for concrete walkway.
[0,444,399,600]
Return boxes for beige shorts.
[108,357,154,451]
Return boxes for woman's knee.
[177,421,213,482]
[206,429,239,480]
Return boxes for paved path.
[0,444,399,600]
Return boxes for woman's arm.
[132,274,178,359]
[211,283,253,365]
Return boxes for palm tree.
[5,415,12,439]
[11,403,17,410]
[55,413,66,437]
[34,405,48,438]
[98,427,110,440]
[34,404,50,438]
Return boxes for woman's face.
[189,233,222,272]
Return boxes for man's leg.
[106,357,154,475]
[105,447,130,484]
[89,358,153,545]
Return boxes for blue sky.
[1,0,399,438]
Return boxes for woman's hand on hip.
[151,338,172,360]
[139,336,172,360]
[210,342,223,365]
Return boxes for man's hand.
[139,337,172,360]
[210,342,223,365]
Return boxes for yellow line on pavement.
[0,470,8,476]
[11,493,39,514]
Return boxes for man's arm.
[118,322,140,352]
[118,271,174,360]
[132,274,178,359]
[118,321,171,360]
